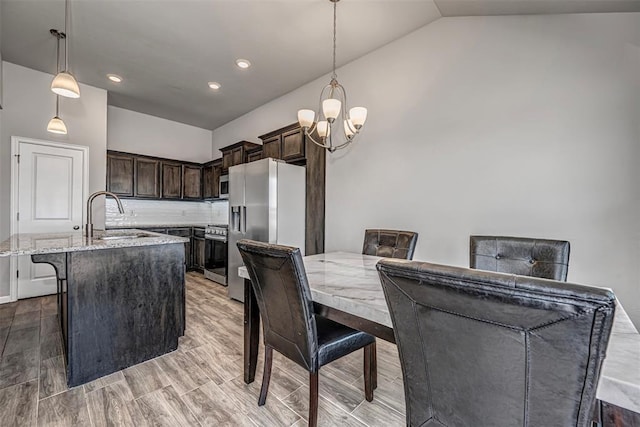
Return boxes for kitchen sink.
[95,233,151,241]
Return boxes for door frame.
[9,136,89,302]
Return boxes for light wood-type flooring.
[0,272,406,426]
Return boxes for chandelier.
[297,0,367,153]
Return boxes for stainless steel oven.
[204,225,227,285]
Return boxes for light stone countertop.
[0,229,189,257]
[239,251,640,413]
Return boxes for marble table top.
[0,229,188,257]
[239,251,640,413]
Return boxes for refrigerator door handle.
[242,206,247,234]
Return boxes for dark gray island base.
[32,243,185,387]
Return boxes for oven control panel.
[205,225,228,240]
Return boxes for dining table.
[239,251,640,419]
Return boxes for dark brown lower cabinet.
[600,401,640,426]
[192,228,205,272]
[167,228,192,269]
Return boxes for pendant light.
[48,29,68,135]
[297,0,367,153]
[51,0,80,98]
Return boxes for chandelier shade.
[297,0,367,153]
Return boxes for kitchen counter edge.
[0,230,189,257]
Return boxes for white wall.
[108,106,213,162]
[213,13,640,326]
[0,61,108,297]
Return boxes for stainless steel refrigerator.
[227,158,306,301]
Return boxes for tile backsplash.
[106,198,229,227]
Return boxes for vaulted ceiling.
[2,0,639,130]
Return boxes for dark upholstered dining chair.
[363,229,418,260]
[237,239,376,427]
[377,258,615,427]
[470,235,570,281]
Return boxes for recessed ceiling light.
[208,81,221,90]
[107,74,123,83]
[236,59,251,69]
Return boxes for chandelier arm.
[304,129,332,150]
[329,140,353,151]
[317,83,335,121]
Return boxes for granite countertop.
[0,229,189,257]
[239,251,640,413]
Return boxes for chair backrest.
[470,235,570,281]
[362,229,418,260]
[237,239,318,372]
[377,259,615,427]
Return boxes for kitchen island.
[0,230,188,387]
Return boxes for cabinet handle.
[73,226,80,230]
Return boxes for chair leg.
[309,372,319,427]
[364,342,376,402]
[372,341,377,390]
[258,346,273,406]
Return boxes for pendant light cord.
[64,0,69,71]
[331,0,337,80]
[55,32,61,74]
[55,33,61,115]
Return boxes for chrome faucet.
[86,191,124,238]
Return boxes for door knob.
[73,226,80,230]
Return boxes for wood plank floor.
[0,272,406,426]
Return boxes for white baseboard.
[0,295,14,304]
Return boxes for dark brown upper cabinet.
[161,161,183,199]
[259,124,305,163]
[134,158,160,198]
[212,160,222,198]
[202,162,215,199]
[219,141,261,173]
[183,165,202,199]
[107,152,134,196]
[262,135,281,160]
[281,128,305,162]
[106,150,221,201]
[247,147,263,163]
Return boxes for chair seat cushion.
[315,316,375,368]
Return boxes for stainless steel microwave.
[219,175,229,199]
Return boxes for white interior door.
[13,138,87,299]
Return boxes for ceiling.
[2,0,640,131]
